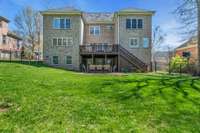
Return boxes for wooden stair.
[119,45,148,72]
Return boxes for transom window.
[66,56,72,64]
[126,19,143,29]
[52,37,73,47]
[53,18,71,29]
[129,38,139,48]
[89,26,100,36]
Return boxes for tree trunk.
[197,0,200,75]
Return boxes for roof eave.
[40,11,82,16]
[115,11,155,16]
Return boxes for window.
[53,38,57,46]
[58,38,62,46]
[90,26,100,36]
[2,35,6,44]
[52,38,73,46]
[0,22,2,28]
[129,38,139,48]
[68,37,73,45]
[126,19,131,29]
[143,38,149,48]
[182,51,191,58]
[53,56,58,65]
[131,19,137,29]
[138,19,143,29]
[126,19,143,29]
[63,39,67,46]
[66,19,71,29]
[53,18,71,29]
[53,18,60,29]
[66,56,72,64]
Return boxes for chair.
[104,65,111,72]
[96,65,103,71]
[89,65,96,72]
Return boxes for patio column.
[92,54,94,64]
[105,54,107,65]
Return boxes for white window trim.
[52,18,71,30]
[126,18,144,30]
[52,56,59,65]
[52,37,73,47]
[66,55,72,65]
[89,26,101,36]
[129,38,139,48]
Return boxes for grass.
[0,62,200,132]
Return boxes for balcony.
[80,44,119,55]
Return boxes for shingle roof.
[7,31,22,40]
[82,13,114,23]
[41,7,81,15]
[176,36,197,49]
[0,16,10,23]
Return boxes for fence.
[0,49,43,64]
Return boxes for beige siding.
[84,24,115,45]
[43,15,82,70]
[117,15,152,65]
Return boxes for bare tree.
[14,6,42,56]
[152,26,166,71]
[174,0,200,74]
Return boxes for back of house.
[41,7,155,72]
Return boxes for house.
[41,7,155,72]
[175,36,197,64]
[0,16,22,60]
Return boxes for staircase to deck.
[119,45,148,72]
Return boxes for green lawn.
[0,63,200,132]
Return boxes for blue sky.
[0,0,182,49]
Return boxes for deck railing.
[80,44,119,54]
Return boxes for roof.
[116,7,155,15]
[7,31,22,40]
[0,16,10,23]
[40,7,82,15]
[82,13,114,23]
[176,36,197,49]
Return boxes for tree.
[14,6,42,57]
[175,0,200,74]
[152,26,166,71]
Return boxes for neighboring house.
[41,7,155,72]
[0,16,22,59]
[175,37,197,64]
[154,51,174,71]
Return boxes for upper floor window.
[89,26,100,36]
[129,38,139,48]
[53,18,71,29]
[126,19,143,29]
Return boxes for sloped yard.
[0,63,200,132]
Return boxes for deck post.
[118,45,120,72]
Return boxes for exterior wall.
[43,15,82,70]
[176,45,198,64]
[84,24,115,45]
[116,15,152,66]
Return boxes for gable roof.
[41,7,82,15]
[116,7,155,15]
[0,16,10,23]
[82,13,114,23]
[176,36,197,49]
[7,31,22,40]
